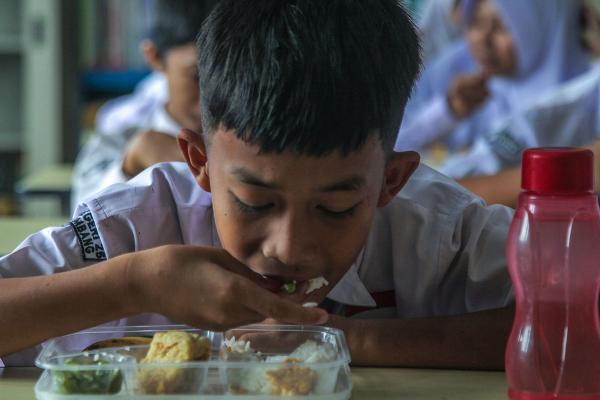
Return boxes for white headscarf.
[409,0,591,149]
[419,0,463,63]
[489,0,589,103]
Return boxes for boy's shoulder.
[76,162,217,257]
[393,163,483,216]
[82,162,211,219]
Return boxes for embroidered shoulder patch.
[70,211,107,261]
[484,129,524,166]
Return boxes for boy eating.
[0,0,513,368]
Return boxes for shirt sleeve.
[395,95,459,151]
[0,208,110,365]
[0,219,102,279]
[434,201,514,314]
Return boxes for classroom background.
[0,0,422,219]
[0,0,593,245]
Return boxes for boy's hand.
[447,71,490,119]
[129,245,329,331]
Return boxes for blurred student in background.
[418,0,464,63]
[71,0,218,208]
[396,0,589,154]
[441,0,600,207]
[442,0,600,179]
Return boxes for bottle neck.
[517,191,600,217]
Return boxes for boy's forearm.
[0,253,142,357]
[330,306,514,370]
[122,131,184,177]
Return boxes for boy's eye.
[317,203,360,219]
[231,193,273,214]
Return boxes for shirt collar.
[326,249,376,307]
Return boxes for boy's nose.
[262,212,318,270]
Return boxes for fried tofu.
[265,364,317,396]
[137,331,211,394]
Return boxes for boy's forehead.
[208,129,386,187]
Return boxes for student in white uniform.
[441,63,600,179]
[440,0,600,180]
[0,0,513,368]
[435,0,600,207]
[418,0,463,64]
[396,0,589,153]
[71,0,218,208]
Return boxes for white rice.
[306,277,329,294]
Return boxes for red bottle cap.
[522,148,594,195]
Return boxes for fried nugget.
[265,365,317,396]
[137,331,211,394]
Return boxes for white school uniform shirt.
[0,162,513,366]
[440,62,600,178]
[71,72,178,209]
[396,0,589,152]
[418,0,462,64]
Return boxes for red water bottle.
[506,148,600,400]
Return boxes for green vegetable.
[282,280,297,294]
[52,354,123,394]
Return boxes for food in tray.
[136,330,211,394]
[220,336,261,362]
[142,331,211,362]
[51,353,124,394]
[221,337,337,395]
[266,364,318,396]
[84,336,152,351]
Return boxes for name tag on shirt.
[70,211,107,261]
[484,129,524,166]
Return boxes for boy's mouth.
[266,277,309,293]
[265,275,330,303]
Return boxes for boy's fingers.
[241,283,329,325]
[217,252,281,291]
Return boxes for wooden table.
[0,217,66,255]
[15,164,74,216]
[0,367,508,399]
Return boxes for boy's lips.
[268,277,309,292]
[263,276,329,304]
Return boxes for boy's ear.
[377,151,420,207]
[177,128,211,192]
[141,40,165,72]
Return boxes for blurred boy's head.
[143,0,220,131]
[180,0,421,303]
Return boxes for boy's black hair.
[150,0,220,57]
[198,0,421,156]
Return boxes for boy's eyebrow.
[230,168,365,192]
[231,168,281,189]
[317,176,366,192]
